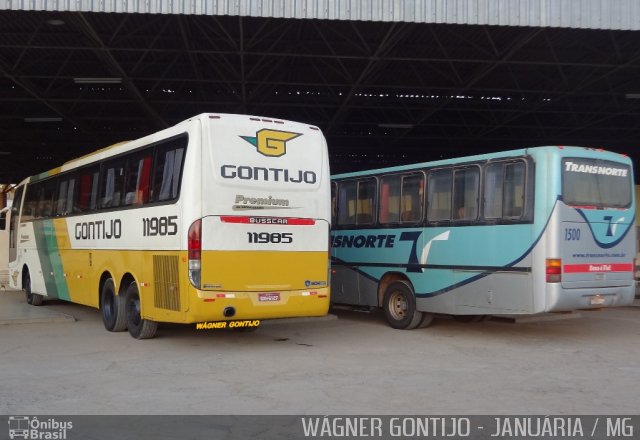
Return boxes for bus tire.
[419,312,436,328]
[101,278,127,332]
[24,272,43,306]
[125,282,158,339]
[382,281,423,330]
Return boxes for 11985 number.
[143,216,178,236]
[247,232,293,244]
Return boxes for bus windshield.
[562,158,632,208]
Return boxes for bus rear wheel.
[23,272,43,306]
[101,278,127,332]
[382,281,423,330]
[125,282,157,339]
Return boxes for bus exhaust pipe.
[223,307,236,318]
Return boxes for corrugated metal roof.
[1,0,639,31]
[1,8,639,182]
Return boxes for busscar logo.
[240,129,301,157]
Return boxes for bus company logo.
[8,416,73,439]
[564,160,628,177]
[240,129,301,157]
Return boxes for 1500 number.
[143,216,178,236]
[247,232,293,244]
[564,228,581,241]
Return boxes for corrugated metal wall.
[1,0,639,30]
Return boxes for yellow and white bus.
[8,113,331,338]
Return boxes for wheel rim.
[388,290,408,321]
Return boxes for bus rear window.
[562,158,632,208]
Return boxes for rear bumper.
[545,283,635,312]
[184,287,330,323]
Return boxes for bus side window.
[336,179,376,226]
[453,167,479,221]
[427,169,452,222]
[55,175,76,216]
[56,179,68,216]
[503,162,525,218]
[30,184,43,219]
[35,180,56,219]
[331,182,337,225]
[484,163,503,219]
[401,173,424,222]
[379,175,401,223]
[484,161,525,220]
[123,151,153,206]
[356,179,376,225]
[22,183,38,221]
[74,167,99,213]
[337,181,357,225]
[152,139,186,202]
[100,158,126,209]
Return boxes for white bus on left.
[7,113,331,338]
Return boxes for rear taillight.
[546,258,562,283]
[188,219,202,288]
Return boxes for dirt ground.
[1,290,639,415]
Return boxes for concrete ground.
[1,289,639,415]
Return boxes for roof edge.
[1,0,639,31]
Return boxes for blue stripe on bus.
[574,210,635,249]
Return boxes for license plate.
[258,293,280,302]
[590,295,605,305]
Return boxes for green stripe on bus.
[33,220,70,301]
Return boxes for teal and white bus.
[330,146,636,329]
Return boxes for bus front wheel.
[101,278,127,332]
[125,282,157,339]
[23,272,43,306]
[382,281,423,330]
